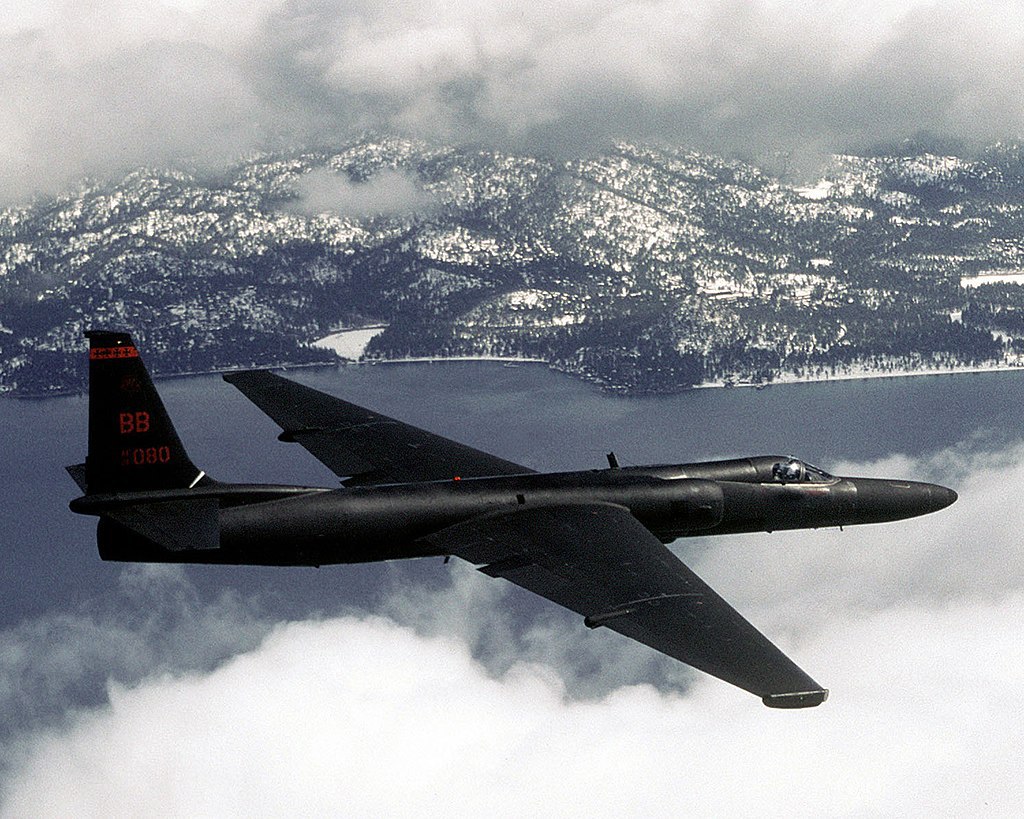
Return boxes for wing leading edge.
[426,502,827,708]
[224,370,533,485]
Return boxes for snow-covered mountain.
[3,136,1024,394]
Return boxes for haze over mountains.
[3,136,1024,395]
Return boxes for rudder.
[82,330,207,494]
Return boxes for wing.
[426,502,827,708]
[224,370,532,485]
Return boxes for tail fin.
[78,330,207,494]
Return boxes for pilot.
[772,459,802,483]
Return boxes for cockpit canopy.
[770,459,834,484]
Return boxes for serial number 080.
[121,446,172,467]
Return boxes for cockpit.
[770,459,834,484]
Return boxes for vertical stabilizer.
[83,331,206,494]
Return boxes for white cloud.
[0,564,275,765]
[2,597,1022,817]
[288,168,438,218]
[3,1,1024,202]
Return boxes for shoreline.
[7,355,1024,400]
[362,355,548,365]
[694,361,1024,390]
[356,354,1024,390]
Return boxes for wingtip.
[762,689,829,709]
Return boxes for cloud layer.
[3,598,1022,816]
[4,1,1024,201]
[2,441,1023,816]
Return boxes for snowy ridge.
[3,137,1024,394]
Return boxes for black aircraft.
[68,331,957,708]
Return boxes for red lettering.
[118,411,151,435]
[90,346,140,360]
[119,446,174,468]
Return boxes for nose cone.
[926,484,958,513]
[850,478,957,524]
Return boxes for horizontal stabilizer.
[65,463,88,492]
[105,498,220,552]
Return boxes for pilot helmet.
[772,459,802,482]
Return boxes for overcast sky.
[3,1,1024,202]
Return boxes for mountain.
[3,136,1024,395]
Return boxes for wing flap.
[224,370,532,485]
[427,503,827,707]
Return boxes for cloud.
[3,1,1024,202]
[287,168,438,218]
[2,436,1024,816]
[0,564,275,760]
[2,599,1022,816]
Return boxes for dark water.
[4,362,1024,627]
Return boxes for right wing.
[426,502,827,707]
[224,370,533,485]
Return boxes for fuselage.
[79,455,957,566]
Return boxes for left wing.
[224,370,532,485]
[425,502,827,708]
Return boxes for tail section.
[69,330,319,563]
[79,330,207,494]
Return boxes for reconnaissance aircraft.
[68,331,957,708]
